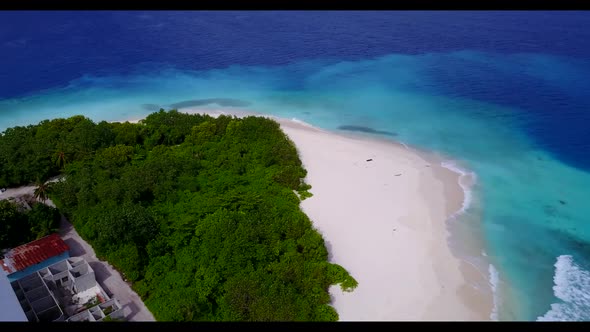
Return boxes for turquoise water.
[1,51,589,321]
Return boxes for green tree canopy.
[4,110,356,321]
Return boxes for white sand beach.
[179,108,494,321]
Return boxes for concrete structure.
[9,257,125,322]
[66,298,124,322]
[0,233,128,322]
[10,270,65,321]
[0,269,27,321]
[1,234,70,282]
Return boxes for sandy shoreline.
[169,108,493,320]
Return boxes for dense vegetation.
[0,110,356,321]
[0,200,61,249]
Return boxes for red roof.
[0,234,69,274]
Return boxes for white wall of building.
[0,270,27,321]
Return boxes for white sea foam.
[440,160,476,219]
[537,255,590,321]
[290,117,315,128]
[288,117,333,135]
[488,263,500,321]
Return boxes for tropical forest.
[0,110,357,321]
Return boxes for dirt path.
[0,185,37,201]
[58,216,155,321]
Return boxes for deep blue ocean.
[1,11,589,321]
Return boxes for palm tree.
[33,179,51,203]
[31,210,59,239]
[55,150,66,169]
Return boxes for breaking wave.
[537,255,590,321]
[441,160,476,219]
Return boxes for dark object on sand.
[559,200,566,205]
[338,125,398,137]
[366,159,373,162]
[394,174,402,176]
